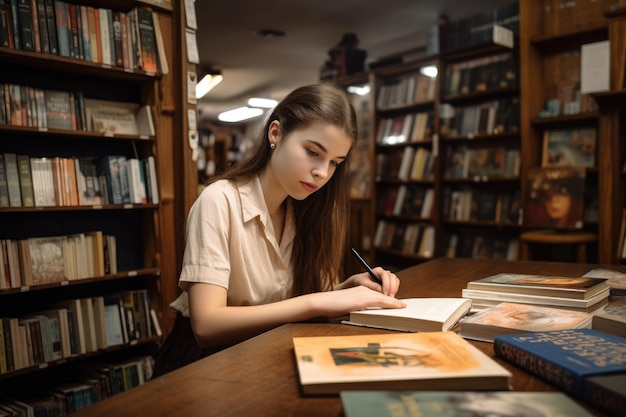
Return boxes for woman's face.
[269,121,352,200]
[545,193,572,220]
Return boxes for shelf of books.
[371,58,439,270]
[0,0,177,412]
[336,72,376,276]
[518,0,623,263]
[438,2,522,261]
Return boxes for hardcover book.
[340,391,595,417]
[459,302,592,343]
[493,329,626,397]
[292,331,511,395]
[342,298,472,333]
[466,273,609,299]
[542,127,597,168]
[583,373,626,417]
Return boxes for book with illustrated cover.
[292,332,511,395]
[591,296,626,338]
[28,236,66,284]
[340,391,594,417]
[466,273,609,299]
[584,268,626,295]
[342,298,472,333]
[494,329,626,397]
[542,127,597,168]
[459,302,592,342]
[523,166,586,230]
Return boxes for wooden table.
[72,257,624,417]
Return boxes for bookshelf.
[438,39,522,261]
[518,0,624,263]
[0,0,187,411]
[335,72,376,276]
[371,58,439,270]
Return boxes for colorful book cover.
[459,302,591,342]
[494,329,626,397]
[523,166,585,230]
[293,331,511,395]
[341,391,595,417]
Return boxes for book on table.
[292,331,511,395]
[459,302,592,343]
[340,391,595,417]
[591,296,626,338]
[466,273,609,299]
[461,287,609,312]
[493,329,626,399]
[583,373,626,417]
[341,298,472,332]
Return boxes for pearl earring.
[270,143,276,150]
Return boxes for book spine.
[0,154,9,207]
[493,337,582,396]
[53,0,69,57]
[16,0,34,51]
[43,0,56,54]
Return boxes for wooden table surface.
[72,257,624,417]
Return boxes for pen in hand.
[351,248,383,286]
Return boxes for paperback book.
[292,331,511,395]
[493,329,626,397]
[459,302,592,342]
[341,298,472,333]
[340,391,595,417]
[466,273,608,300]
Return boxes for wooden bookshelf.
[519,0,624,263]
[0,0,190,411]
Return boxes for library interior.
[1,0,626,416]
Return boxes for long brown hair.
[209,82,357,296]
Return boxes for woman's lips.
[301,181,318,192]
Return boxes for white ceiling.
[193,0,509,122]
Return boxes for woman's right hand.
[307,285,406,319]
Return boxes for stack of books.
[461,272,610,312]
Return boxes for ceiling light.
[248,98,278,108]
[218,106,264,123]
[420,65,438,78]
[196,72,223,99]
[347,85,370,96]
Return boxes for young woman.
[152,82,404,377]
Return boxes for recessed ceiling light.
[248,98,278,108]
[218,106,264,123]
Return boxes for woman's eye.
[306,148,319,157]
[330,160,340,167]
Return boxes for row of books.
[376,112,434,145]
[0,2,167,74]
[0,153,159,208]
[376,73,436,110]
[0,231,116,289]
[377,185,434,219]
[443,51,519,97]
[445,233,519,261]
[445,1,519,52]
[440,97,521,138]
[0,355,154,414]
[444,145,520,179]
[374,220,435,258]
[0,83,155,135]
[442,188,521,224]
[0,289,159,375]
[376,147,434,182]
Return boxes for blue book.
[493,329,626,398]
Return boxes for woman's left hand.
[336,267,400,297]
